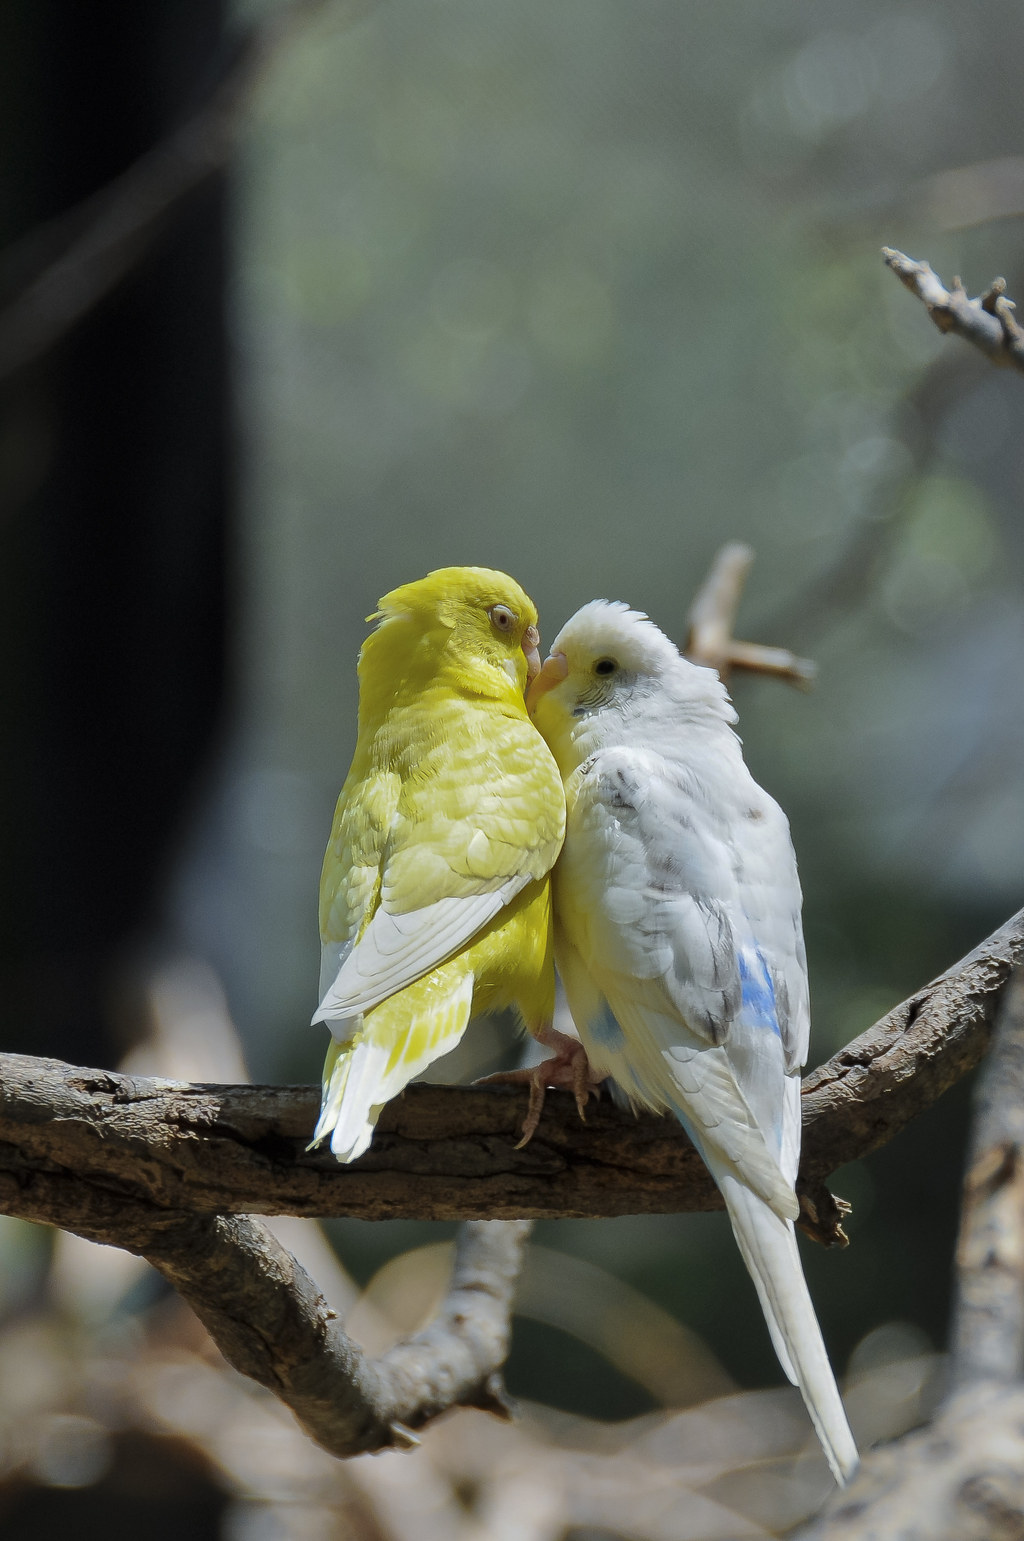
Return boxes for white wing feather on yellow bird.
[528,600,858,1486]
[312,566,566,1162]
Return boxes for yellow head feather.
[358,566,540,726]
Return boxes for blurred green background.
[1,0,1023,1514]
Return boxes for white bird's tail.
[716,1169,859,1485]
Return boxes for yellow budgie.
[312,566,571,1161]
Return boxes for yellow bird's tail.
[312,967,475,1161]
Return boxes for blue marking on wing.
[738,946,780,1036]
[589,1002,626,1050]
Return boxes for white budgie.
[528,600,858,1485]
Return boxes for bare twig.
[684,542,817,686]
[0,0,347,385]
[950,966,1024,1388]
[882,248,1024,374]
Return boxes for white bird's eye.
[594,657,617,676]
[488,604,516,633]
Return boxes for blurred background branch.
[684,542,817,686]
[883,248,1024,374]
[950,965,1024,1389]
[150,1213,531,1459]
[797,968,1024,1539]
[918,155,1024,232]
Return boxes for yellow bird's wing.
[314,698,564,1024]
[316,762,399,1007]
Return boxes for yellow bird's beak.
[526,651,568,715]
[522,624,542,682]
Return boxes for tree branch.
[0,1145,530,1460]
[796,966,1024,1540]
[950,965,1024,1388]
[1,909,1020,1240]
[1,920,1019,1459]
[882,247,1024,374]
[155,1214,530,1457]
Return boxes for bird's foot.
[475,1029,600,1148]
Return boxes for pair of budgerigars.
[312,566,858,1484]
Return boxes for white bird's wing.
[558,744,808,1210]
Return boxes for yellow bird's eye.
[488,604,517,633]
[594,657,617,676]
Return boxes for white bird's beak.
[522,624,542,682]
[526,651,568,715]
